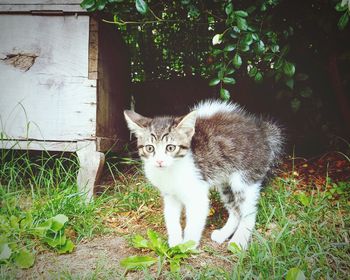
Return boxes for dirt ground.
[8,230,233,279]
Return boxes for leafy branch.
[335,0,350,30]
[80,0,298,101]
[209,2,297,101]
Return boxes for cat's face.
[124,110,197,168]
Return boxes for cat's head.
[124,110,197,168]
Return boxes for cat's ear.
[176,110,197,138]
[124,110,151,137]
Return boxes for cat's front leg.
[163,194,183,247]
[183,188,209,247]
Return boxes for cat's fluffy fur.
[124,100,283,249]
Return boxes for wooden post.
[76,141,105,202]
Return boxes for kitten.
[124,100,283,249]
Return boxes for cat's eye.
[145,145,154,153]
[166,144,176,152]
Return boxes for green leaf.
[173,240,198,254]
[299,87,313,98]
[291,98,301,112]
[224,44,235,52]
[229,29,239,39]
[20,214,33,229]
[255,40,265,53]
[220,88,230,101]
[188,5,200,19]
[296,192,310,206]
[242,33,254,46]
[14,249,35,269]
[274,58,284,70]
[235,10,248,17]
[34,219,52,237]
[169,259,181,272]
[226,68,235,75]
[0,243,12,261]
[335,2,348,12]
[225,3,233,15]
[286,267,306,280]
[338,12,349,30]
[97,0,107,10]
[209,78,221,86]
[120,255,158,270]
[147,229,168,255]
[239,43,250,52]
[80,0,96,10]
[135,0,148,15]
[228,242,242,253]
[218,69,225,80]
[283,62,296,77]
[223,77,236,84]
[212,34,223,45]
[147,229,160,245]
[264,53,274,62]
[51,214,68,232]
[248,66,258,77]
[132,234,149,248]
[254,72,263,82]
[44,233,66,248]
[212,48,223,56]
[251,33,259,41]
[57,239,75,254]
[233,53,242,68]
[9,216,19,230]
[236,17,248,31]
[271,44,280,53]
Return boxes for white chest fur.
[143,153,209,203]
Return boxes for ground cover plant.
[0,149,349,279]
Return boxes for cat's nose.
[156,160,164,167]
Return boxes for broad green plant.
[120,229,199,274]
[0,213,74,269]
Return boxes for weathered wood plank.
[0,6,84,13]
[96,20,130,150]
[0,1,84,13]
[0,0,82,3]
[0,15,96,141]
[77,140,105,202]
[0,140,78,152]
[88,17,98,80]
[0,0,83,12]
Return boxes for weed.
[324,180,349,200]
[0,213,73,269]
[120,229,199,275]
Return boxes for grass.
[0,149,349,279]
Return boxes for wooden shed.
[0,0,130,200]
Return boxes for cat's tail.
[263,120,285,167]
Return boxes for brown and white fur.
[124,100,283,249]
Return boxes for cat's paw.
[210,229,227,244]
